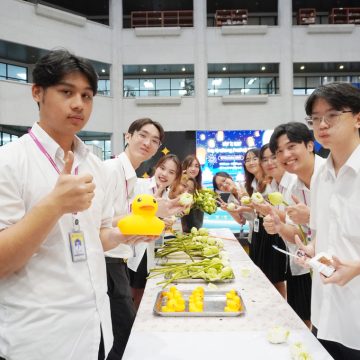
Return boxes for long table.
[123,228,332,360]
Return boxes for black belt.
[105,257,127,264]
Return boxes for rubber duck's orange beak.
[139,205,155,212]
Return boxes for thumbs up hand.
[286,195,310,225]
[51,151,96,214]
[263,208,282,235]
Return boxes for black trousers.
[98,328,105,360]
[106,258,136,360]
[313,327,360,360]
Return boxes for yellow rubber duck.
[117,194,165,236]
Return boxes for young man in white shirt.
[296,82,360,359]
[0,50,148,360]
[103,118,165,359]
[264,122,326,328]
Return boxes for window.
[0,62,27,83]
[208,76,279,96]
[293,75,360,95]
[83,140,112,160]
[0,132,19,146]
[98,79,111,96]
[124,77,195,97]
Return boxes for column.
[193,0,208,130]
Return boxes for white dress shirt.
[310,145,360,350]
[0,123,113,360]
[103,152,137,259]
[127,177,168,272]
[283,155,326,276]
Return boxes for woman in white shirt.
[128,154,182,309]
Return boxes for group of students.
[0,48,359,360]
[212,83,360,360]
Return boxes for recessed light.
[181,67,186,72]
[101,69,106,73]
[261,66,266,71]
[339,65,344,70]
[300,65,305,70]
[142,68,147,72]
[222,67,227,71]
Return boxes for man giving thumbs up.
[0,50,120,360]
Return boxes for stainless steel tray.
[153,290,246,317]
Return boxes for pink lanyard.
[28,129,80,226]
[28,130,78,176]
[301,190,307,206]
[121,164,131,213]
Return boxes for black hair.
[212,171,232,191]
[269,122,314,154]
[305,82,360,115]
[243,148,267,196]
[127,118,165,143]
[32,49,98,95]
[259,143,271,161]
[182,155,202,190]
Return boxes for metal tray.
[153,290,246,317]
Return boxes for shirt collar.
[118,152,137,182]
[279,171,295,189]
[30,123,89,166]
[345,144,360,174]
[325,144,360,178]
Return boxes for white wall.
[0,79,113,132]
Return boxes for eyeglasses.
[305,110,353,129]
[261,155,277,164]
[135,131,162,148]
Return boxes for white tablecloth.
[123,229,332,360]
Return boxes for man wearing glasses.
[296,82,360,360]
[103,118,164,359]
[104,118,186,359]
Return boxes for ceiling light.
[101,69,106,73]
[241,89,250,94]
[222,67,227,71]
[300,65,305,70]
[339,65,344,70]
[261,66,266,71]
[247,78,257,85]
[181,67,186,72]
[142,68,147,72]
[144,80,154,89]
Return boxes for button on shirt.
[283,155,326,276]
[103,152,137,259]
[310,145,360,350]
[0,123,113,360]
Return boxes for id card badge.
[254,217,260,233]
[69,231,87,262]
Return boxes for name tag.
[254,218,260,233]
[69,231,87,262]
